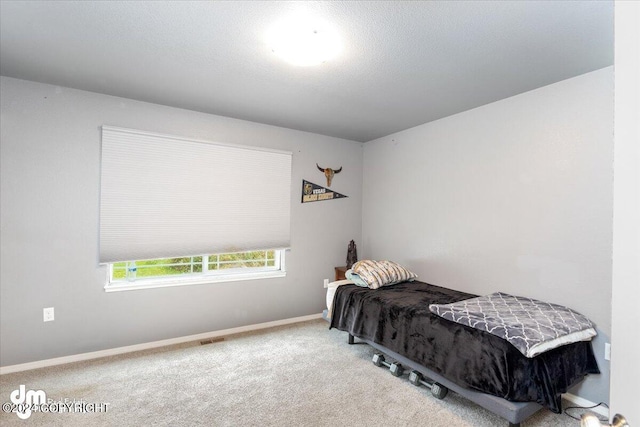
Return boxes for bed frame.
[323,309,544,427]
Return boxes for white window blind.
[99,126,292,264]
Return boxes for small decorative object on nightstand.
[346,239,358,269]
[335,266,348,281]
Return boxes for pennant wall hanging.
[301,180,347,203]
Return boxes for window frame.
[104,250,286,292]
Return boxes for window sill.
[104,270,286,292]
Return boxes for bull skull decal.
[317,163,342,187]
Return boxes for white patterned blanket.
[429,292,597,358]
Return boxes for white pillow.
[345,269,369,287]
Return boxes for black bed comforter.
[329,281,599,413]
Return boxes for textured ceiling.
[0,1,613,142]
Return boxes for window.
[106,250,286,291]
[99,126,291,263]
[98,126,292,291]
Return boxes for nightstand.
[335,266,348,281]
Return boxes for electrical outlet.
[323,278,330,288]
[604,342,611,361]
[43,307,54,322]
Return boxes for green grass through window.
[112,251,275,281]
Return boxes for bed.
[326,279,600,427]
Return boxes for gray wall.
[361,67,614,404]
[0,76,363,366]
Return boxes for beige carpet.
[0,319,598,426]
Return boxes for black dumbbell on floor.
[408,370,449,399]
[372,353,404,377]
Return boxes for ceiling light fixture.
[267,15,341,66]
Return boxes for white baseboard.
[0,313,323,375]
[563,393,610,418]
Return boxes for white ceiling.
[0,1,613,142]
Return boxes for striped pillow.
[351,260,417,290]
